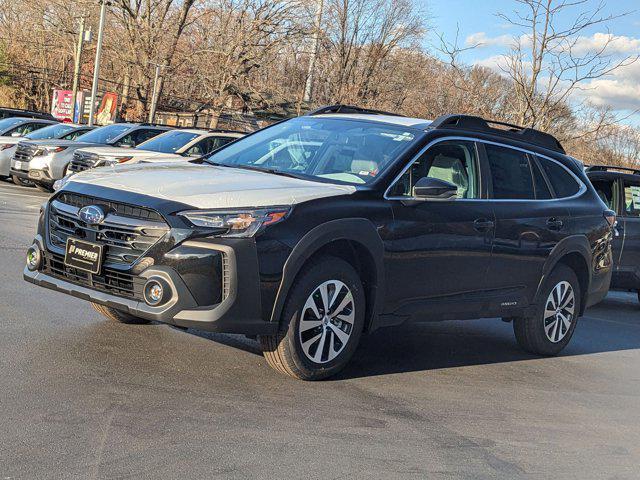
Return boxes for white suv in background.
[68,129,245,174]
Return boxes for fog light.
[26,246,41,271]
[143,278,169,306]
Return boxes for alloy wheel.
[543,280,575,343]
[298,279,355,364]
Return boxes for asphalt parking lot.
[1,179,640,479]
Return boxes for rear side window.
[537,157,580,198]
[485,144,536,200]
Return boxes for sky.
[420,0,640,125]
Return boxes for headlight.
[103,156,133,165]
[35,146,67,156]
[178,208,290,237]
[53,174,73,191]
[0,143,13,150]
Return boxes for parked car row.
[0,114,245,192]
[20,104,628,381]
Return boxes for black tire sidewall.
[281,257,365,377]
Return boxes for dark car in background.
[0,107,56,121]
[587,166,640,302]
[24,106,614,380]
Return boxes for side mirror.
[413,177,458,201]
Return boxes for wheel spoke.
[299,318,322,333]
[319,282,330,313]
[303,295,322,319]
[330,291,353,318]
[544,318,557,337]
[558,312,571,331]
[329,323,350,344]
[312,329,327,362]
[302,331,322,351]
[328,282,344,309]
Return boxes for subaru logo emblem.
[79,205,105,225]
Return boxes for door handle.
[547,217,564,230]
[473,218,494,232]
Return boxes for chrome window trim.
[384,136,586,202]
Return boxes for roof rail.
[429,114,565,154]
[585,165,640,175]
[306,104,404,118]
[206,128,245,134]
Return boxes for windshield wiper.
[233,164,304,179]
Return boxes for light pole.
[70,16,86,122]
[303,0,324,103]
[88,0,108,126]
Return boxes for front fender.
[269,218,385,329]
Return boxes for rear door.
[618,179,640,288]
[480,143,572,313]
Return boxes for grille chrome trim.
[69,151,99,173]
[13,143,38,163]
[47,196,169,267]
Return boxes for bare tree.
[498,0,638,130]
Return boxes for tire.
[259,256,366,380]
[11,174,33,187]
[91,302,151,325]
[34,183,53,193]
[513,264,581,356]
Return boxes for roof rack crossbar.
[585,165,640,175]
[429,114,565,154]
[306,104,404,118]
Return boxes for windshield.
[25,124,74,140]
[75,124,130,144]
[138,130,200,153]
[0,117,25,133]
[205,117,419,185]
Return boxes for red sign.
[51,89,74,121]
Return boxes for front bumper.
[24,233,278,335]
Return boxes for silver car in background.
[0,124,93,186]
[11,123,172,192]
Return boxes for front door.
[384,139,495,320]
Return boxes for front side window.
[75,124,130,144]
[388,140,479,198]
[538,157,580,198]
[486,144,536,200]
[25,124,74,140]
[186,136,236,156]
[8,122,45,136]
[205,117,420,185]
[623,183,640,217]
[139,130,200,153]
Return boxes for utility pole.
[148,64,163,123]
[70,16,86,122]
[149,63,167,123]
[88,0,108,126]
[303,0,324,103]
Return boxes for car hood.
[21,139,99,148]
[0,136,22,146]
[66,162,356,209]
[77,146,158,157]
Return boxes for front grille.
[13,143,37,163]
[69,151,99,173]
[42,252,145,300]
[47,194,169,266]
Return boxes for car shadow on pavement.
[333,291,640,380]
[180,291,640,381]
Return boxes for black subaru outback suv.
[24,106,614,380]
[587,166,640,302]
